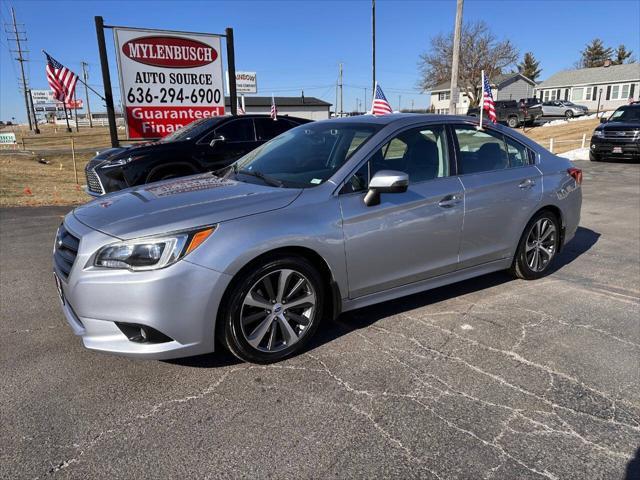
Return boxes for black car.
[85,114,311,196]
[590,103,640,162]
[467,100,542,128]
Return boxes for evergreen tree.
[578,39,613,68]
[613,44,633,65]
[517,52,542,81]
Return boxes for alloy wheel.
[525,218,557,272]
[240,269,317,353]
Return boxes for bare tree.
[418,21,519,106]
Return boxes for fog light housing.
[115,323,173,344]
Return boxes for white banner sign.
[113,27,225,139]
[0,132,17,145]
[226,71,257,94]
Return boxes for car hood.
[598,122,640,131]
[73,173,302,239]
[89,142,183,167]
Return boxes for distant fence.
[547,133,589,153]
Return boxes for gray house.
[429,73,537,114]
[535,63,640,111]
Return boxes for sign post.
[95,16,119,147]
[226,27,237,116]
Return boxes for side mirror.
[364,170,409,207]
[599,117,607,124]
[209,135,226,147]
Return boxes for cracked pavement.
[1,161,639,479]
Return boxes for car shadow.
[625,446,640,480]
[307,226,600,352]
[168,226,600,368]
[548,226,600,274]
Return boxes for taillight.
[568,167,582,185]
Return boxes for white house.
[535,63,640,111]
[429,73,537,114]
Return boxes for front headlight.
[94,226,216,271]
[593,130,604,138]
[99,156,138,169]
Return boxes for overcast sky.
[1,0,639,121]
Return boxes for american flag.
[371,83,392,115]
[270,95,277,120]
[482,73,497,123]
[44,51,78,103]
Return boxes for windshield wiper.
[237,168,283,188]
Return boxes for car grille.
[86,168,104,194]
[603,130,639,139]
[54,224,79,279]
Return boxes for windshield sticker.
[310,178,322,184]
[146,174,236,198]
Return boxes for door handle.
[518,178,536,189]
[438,194,463,208]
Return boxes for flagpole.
[478,70,484,130]
[73,91,79,132]
[370,81,377,114]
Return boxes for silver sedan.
[53,114,582,363]
[542,100,589,118]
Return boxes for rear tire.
[219,256,325,364]
[507,116,519,128]
[510,211,560,280]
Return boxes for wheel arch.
[216,246,343,338]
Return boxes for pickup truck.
[467,100,542,128]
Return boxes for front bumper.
[590,137,640,160]
[54,213,232,360]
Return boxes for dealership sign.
[113,28,225,139]
[226,71,257,94]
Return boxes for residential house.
[429,73,537,114]
[535,63,640,111]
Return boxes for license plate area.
[612,147,623,153]
[53,272,65,305]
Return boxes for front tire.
[565,110,574,118]
[220,256,325,364]
[589,151,601,162]
[510,211,560,280]
[507,116,519,128]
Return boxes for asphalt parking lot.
[1,160,639,480]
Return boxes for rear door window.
[214,119,256,142]
[255,118,298,141]
[453,127,509,174]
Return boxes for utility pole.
[398,95,401,111]
[364,87,368,112]
[372,0,376,95]
[339,62,343,116]
[81,62,93,127]
[6,7,33,131]
[449,0,464,115]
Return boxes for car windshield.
[232,122,380,188]
[158,118,217,143]
[608,107,640,123]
